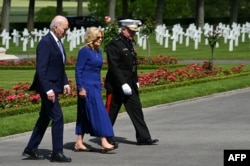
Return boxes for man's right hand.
[47,91,55,103]
[122,83,132,95]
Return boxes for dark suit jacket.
[29,32,68,94]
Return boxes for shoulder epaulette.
[114,36,122,41]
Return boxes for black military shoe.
[137,138,159,145]
[107,137,119,149]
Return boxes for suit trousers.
[26,93,64,153]
[106,91,151,142]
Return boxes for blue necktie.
[58,40,65,63]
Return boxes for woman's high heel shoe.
[100,146,115,153]
[73,144,90,152]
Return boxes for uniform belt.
[121,66,136,72]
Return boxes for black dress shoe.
[50,152,71,162]
[137,138,159,145]
[22,148,44,160]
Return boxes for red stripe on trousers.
[106,92,113,113]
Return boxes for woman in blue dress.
[74,27,116,153]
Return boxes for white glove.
[122,83,132,95]
[136,82,139,88]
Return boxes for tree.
[108,0,116,21]
[164,0,193,19]
[122,0,128,18]
[88,0,108,21]
[77,0,83,16]
[155,0,165,25]
[0,0,11,32]
[204,0,229,18]
[229,0,239,24]
[129,0,156,19]
[57,0,63,15]
[88,0,249,26]
[27,0,35,31]
[195,0,204,28]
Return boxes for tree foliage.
[88,0,250,24]
[35,6,68,22]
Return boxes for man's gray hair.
[49,15,67,30]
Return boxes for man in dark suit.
[23,15,72,163]
[105,19,159,145]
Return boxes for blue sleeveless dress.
[75,46,114,137]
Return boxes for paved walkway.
[1,88,250,166]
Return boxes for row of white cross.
[0,22,250,52]
[0,26,87,52]
[154,22,250,51]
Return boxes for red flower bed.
[0,80,77,109]
[0,59,36,66]
[138,63,245,87]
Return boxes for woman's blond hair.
[84,27,103,49]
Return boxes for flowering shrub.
[0,82,36,109]
[102,16,120,51]
[0,59,36,66]
[0,79,77,110]
[137,55,178,65]
[138,63,245,87]
[205,28,221,71]
[139,18,154,36]
[206,28,221,49]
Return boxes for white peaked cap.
[119,19,142,32]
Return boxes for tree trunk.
[155,0,165,25]
[77,0,83,16]
[229,0,239,24]
[57,0,63,15]
[195,0,204,28]
[108,0,116,21]
[0,0,11,32]
[27,0,35,31]
[122,0,128,18]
